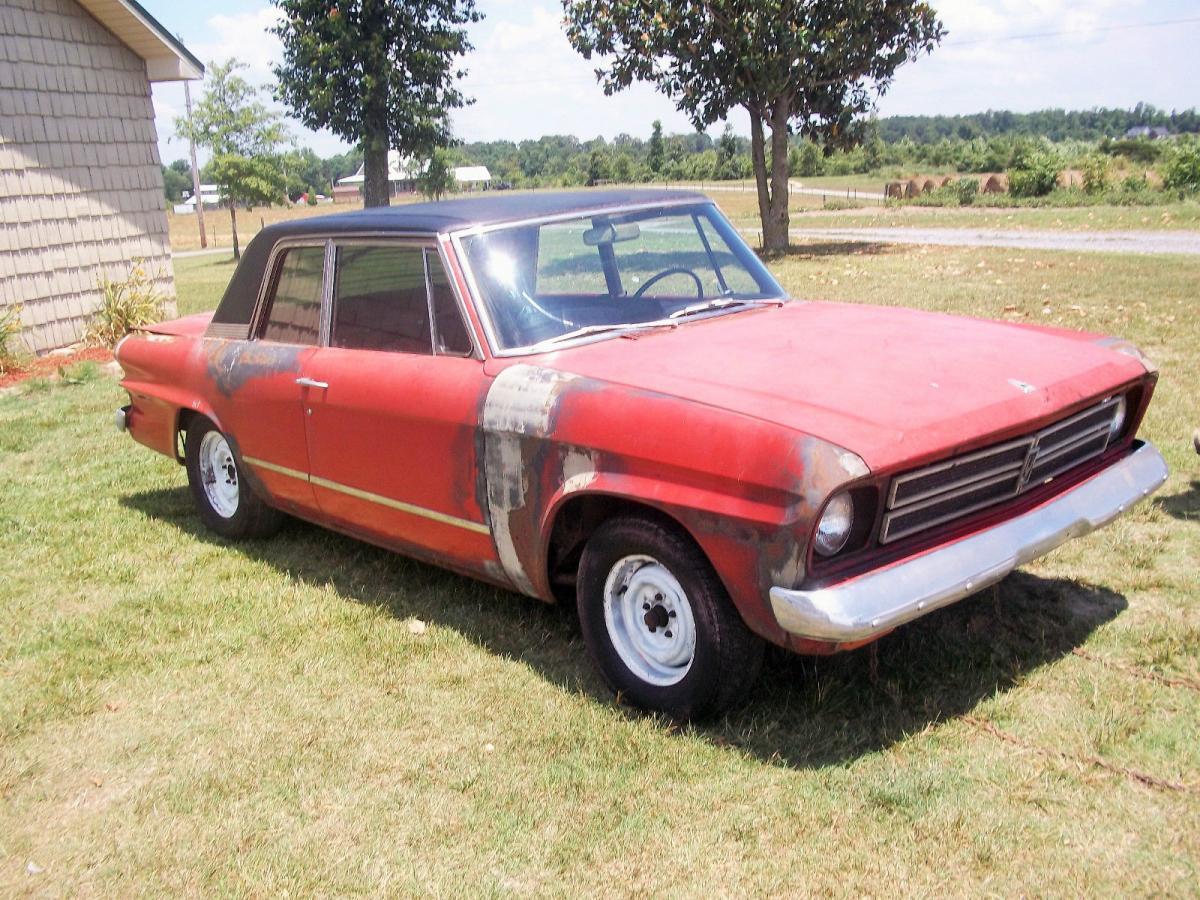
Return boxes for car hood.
[519,301,1145,472]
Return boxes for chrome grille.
[880,397,1123,544]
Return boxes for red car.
[116,190,1168,718]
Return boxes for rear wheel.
[185,418,281,539]
[577,516,764,719]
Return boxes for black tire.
[576,515,764,720]
[184,418,282,540]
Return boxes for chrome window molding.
[245,232,482,360]
[446,199,789,359]
[250,236,330,345]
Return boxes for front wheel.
[577,516,764,719]
[184,418,281,539]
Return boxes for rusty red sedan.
[116,190,1168,718]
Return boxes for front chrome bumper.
[769,442,1169,643]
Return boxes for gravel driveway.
[785,226,1200,256]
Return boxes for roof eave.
[75,0,204,82]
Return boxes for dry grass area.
[167,186,1200,258]
[1,239,1197,894]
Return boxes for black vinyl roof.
[260,188,709,239]
[210,189,710,329]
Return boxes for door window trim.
[251,238,329,346]
[326,237,480,359]
[249,233,482,360]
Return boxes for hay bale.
[907,178,925,197]
[937,175,955,187]
[980,173,1008,194]
[885,181,909,199]
[1057,169,1083,189]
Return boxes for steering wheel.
[632,267,704,300]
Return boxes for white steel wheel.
[197,430,239,519]
[602,554,697,687]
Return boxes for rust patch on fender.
[204,341,305,397]
[481,365,580,598]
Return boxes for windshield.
[458,202,786,352]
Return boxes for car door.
[298,240,499,574]
[209,240,323,515]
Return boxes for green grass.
[2,242,1197,894]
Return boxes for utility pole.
[184,78,207,249]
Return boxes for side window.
[427,252,473,355]
[260,246,325,344]
[332,245,431,354]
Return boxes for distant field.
[168,184,1199,259]
[3,235,1197,894]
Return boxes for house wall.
[0,0,176,354]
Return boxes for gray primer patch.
[482,365,579,597]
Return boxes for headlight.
[814,491,854,557]
[1108,395,1127,440]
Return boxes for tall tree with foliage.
[272,0,482,208]
[175,59,288,259]
[418,148,455,200]
[647,120,665,174]
[563,1,943,250]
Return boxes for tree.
[563,1,943,250]
[272,0,482,208]
[174,59,287,258]
[209,154,287,259]
[162,162,191,203]
[418,148,455,200]
[647,120,665,173]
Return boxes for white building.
[171,184,222,215]
[336,151,422,196]
[453,165,491,190]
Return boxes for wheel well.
[175,409,201,463]
[545,494,699,601]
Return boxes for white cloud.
[189,8,284,78]
[154,0,1195,165]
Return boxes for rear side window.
[332,246,431,354]
[428,253,473,355]
[260,246,325,345]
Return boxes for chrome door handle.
[295,377,329,389]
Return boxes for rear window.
[260,246,325,345]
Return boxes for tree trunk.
[748,101,792,253]
[229,204,240,261]
[766,96,792,252]
[363,128,390,208]
[748,108,771,245]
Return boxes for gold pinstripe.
[241,455,490,536]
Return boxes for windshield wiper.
[526,320,673,352]
[667,297,784,320]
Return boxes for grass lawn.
[1,241,1197,894]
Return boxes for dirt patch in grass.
[0,346,112,389]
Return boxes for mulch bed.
[0,346,113,389]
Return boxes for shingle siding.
[0,0,176,354]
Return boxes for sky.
[145,0,1200,167]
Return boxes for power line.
[948,15,1200,47]
[462,16,1200,89]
